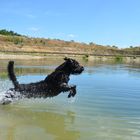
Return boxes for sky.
[0,0,140,48]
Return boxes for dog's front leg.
[60,83,77,98]
[68,85,76,98]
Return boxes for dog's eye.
[74,63,78,67]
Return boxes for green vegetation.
[7,36,24,45]
[112,45,118,49]
[83,54,89,61]
[124,47,140,55]
[0,72,8,79]
[0,29,21,36]
[129,46,133,48]
[114,55,123,63]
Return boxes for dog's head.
[63,57,84,74]
[55,57,84,74]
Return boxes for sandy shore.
[0,53,47,59]
[0,52,140,64]
[0,52,84,60]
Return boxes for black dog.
[7,57,84,100]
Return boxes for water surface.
[0,58,140,140]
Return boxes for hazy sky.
[0,0,140,48]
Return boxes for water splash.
[68,96,76,103]
[0,90,23,105]
[0,80,23,105]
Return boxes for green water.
[0,58,140,140]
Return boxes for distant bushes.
[3,35,24,45]
[114,55,123,62]
[83,54,89,61]
[0,29,21,36]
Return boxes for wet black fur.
[7,57,84,98]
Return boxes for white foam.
[68,96,76,103]
[0,90,22,105]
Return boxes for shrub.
[114,55,123,62]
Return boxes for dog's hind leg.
[60,83,76,98]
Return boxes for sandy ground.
[0,52,83,60]
[0,53,50,59]
[0,52,140,64]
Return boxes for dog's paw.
[68,93,72,98]
[68,87,77,98]
[71,92,76,97]
[71,86,76,97]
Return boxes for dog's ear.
[64,57,70,61]
[64,57,73,63]
[64,57,69,61]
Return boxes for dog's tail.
[8,61,19,89]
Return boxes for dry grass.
[0,34,139,56]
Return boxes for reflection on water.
[0,58,140,140]
[0,104,79,140]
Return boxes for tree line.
[0,29,21,36]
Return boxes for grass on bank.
[0,29,140,56]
